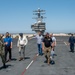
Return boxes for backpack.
[50,60,55,65]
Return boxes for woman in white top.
[17,33,28,61]
[50,33,56,58]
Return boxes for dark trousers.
[37,44,43,55]
[70,43,74,52]
[5,46,12,61]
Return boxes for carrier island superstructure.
[31,8,46,34]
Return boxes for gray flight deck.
[0,36,75,75]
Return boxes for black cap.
[46,32,49,35]
[19,33,23,36]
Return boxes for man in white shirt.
[36,32,43,55]
[50,33,56,50]
[17,33,28,61]
[50,33,56,58]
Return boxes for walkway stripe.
[26,60,33,70]
[21,54,38,75]
[64,42,67,45]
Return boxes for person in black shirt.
[68,34,75,53]
[42,33,53,65]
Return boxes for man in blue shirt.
[4,32,12,62]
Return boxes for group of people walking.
[0,31,75,68]
[0,31,56,68]
[36,32,56,65]
[0,32,28,68]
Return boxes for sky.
[0,0,75,33]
